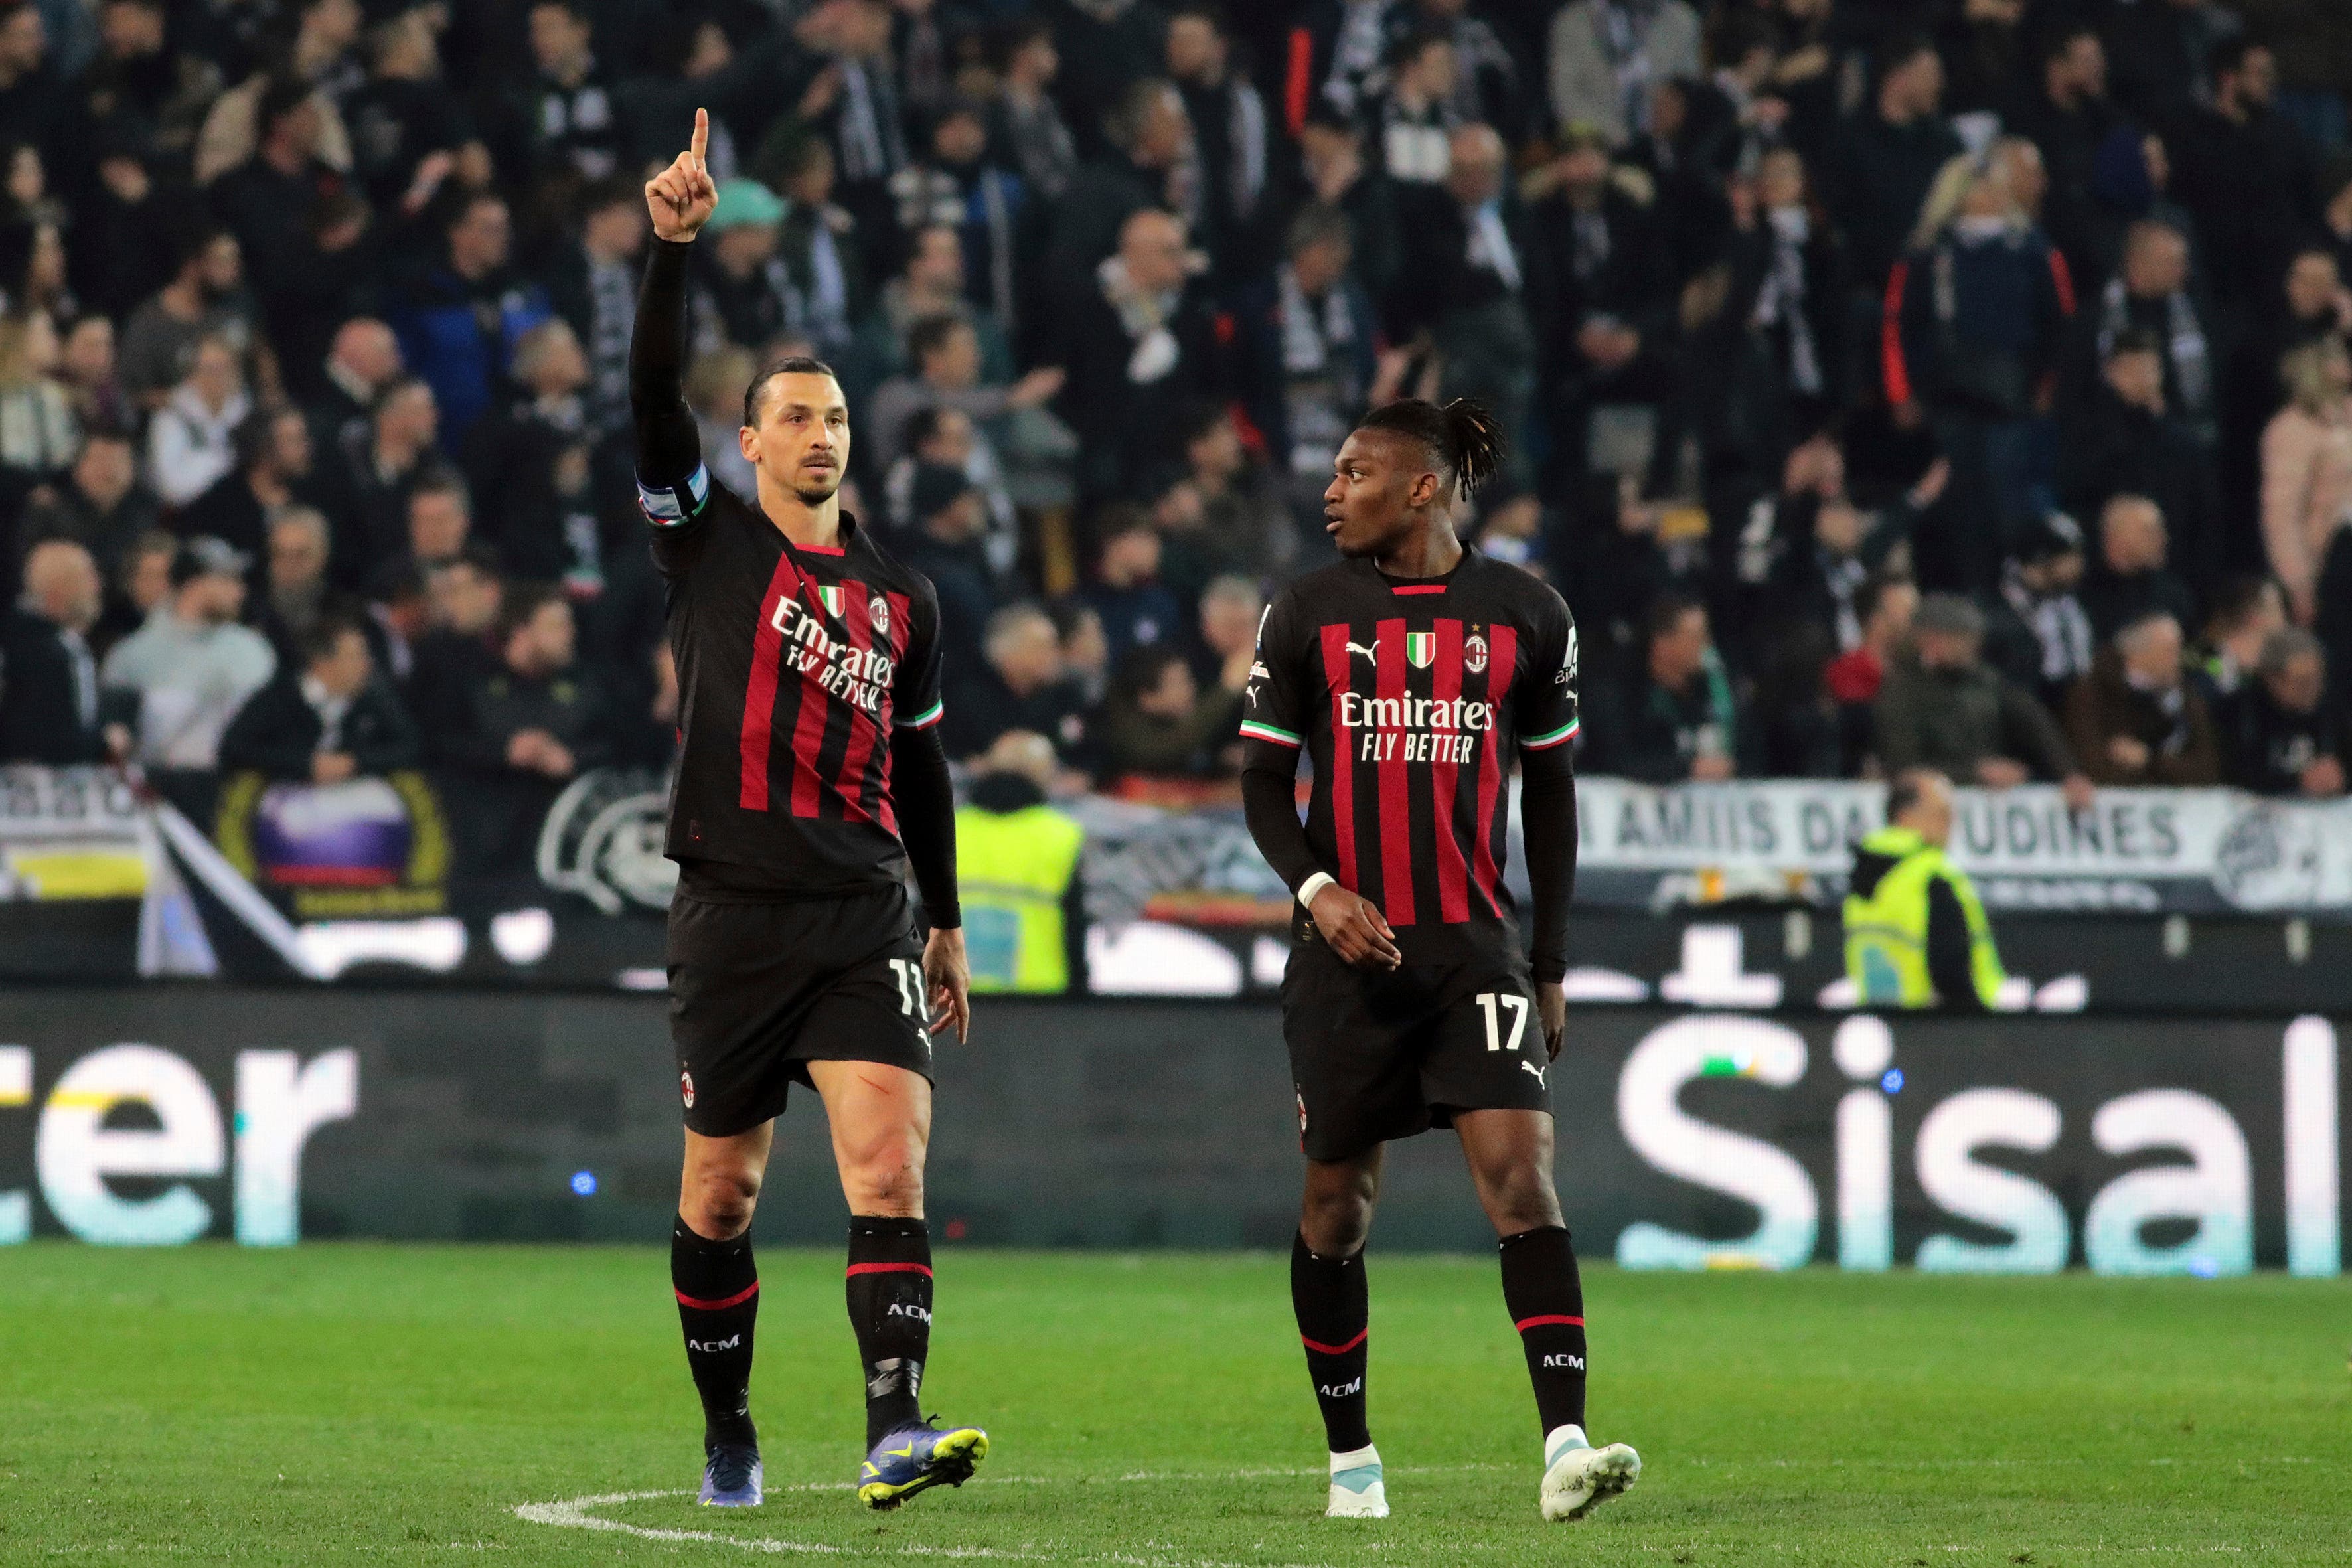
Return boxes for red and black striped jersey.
[1239,548,1578,966]
[644,464,945,898]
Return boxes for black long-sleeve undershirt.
[1518,742,1578,985]
[894,724,961,930]
[1239,759,1322,903]
[630,237,701,493]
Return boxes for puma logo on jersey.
[1346,640,1379,662]
[1520,1059,1547,1087]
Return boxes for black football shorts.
[1280,936,1552,1162]
[668,884,933,1137]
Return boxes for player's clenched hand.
[1537,980,1567,1061]
[1309,884,1401,971]
[922,926,972,1043]
[645,108,718,242]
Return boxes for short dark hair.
[256,75,313,139]
[1385,27,1449,72]
[2211,35,2267,81]
[1093,501,1156,548]
[2104,325,2163,360]
[408,467,470,512]
[1643,591,1706,647]
[1353,397,1506,499]
[301,611,368,668]
[497,582,562,643]
[1113,641,1190,702]
[2205,574,2276,638]
[1873,33,1937,82]
[903,404,961,451]
[907,313,970,370]
[740,354,840,429]
[1285,202,1352,259]
[1104,78,1174,151]
[2040,23,2099,67]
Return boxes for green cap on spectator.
[707,179,785,234]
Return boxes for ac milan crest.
[1464,633,1489,674]
[680,1069,696,1109]
[870,595,891,637]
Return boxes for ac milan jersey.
[1239,548,1578,966]
[643,464,945,896]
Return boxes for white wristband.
[1297,872,1338,909]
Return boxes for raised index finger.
[690,108,708,174]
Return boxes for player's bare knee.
[1478,1167,1561,1235]
[842,1144,925,1217]
[1300,1189,1374,1256]
[682,1164,762,1238]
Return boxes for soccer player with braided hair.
[1239,398,1640,1524]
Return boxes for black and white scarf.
[2096,277,2211,430]
[1751,205,1823,396]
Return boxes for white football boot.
[1326,1443,1389,1518]
[1538,1424,1640,1522]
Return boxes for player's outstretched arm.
[631,110,717,499]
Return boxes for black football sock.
[673,1215,759,1450]
[846,1215,933,1447]
[1499,1225,1587,1441]
[1291,1231,1372,1454]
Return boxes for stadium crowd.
[0,0,2350,874]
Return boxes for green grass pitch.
[1,1245,2347,1565]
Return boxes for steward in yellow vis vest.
[1843,769,2005,1011]
[953,759,1085,995]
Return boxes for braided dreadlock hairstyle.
[1352,396,1506,502]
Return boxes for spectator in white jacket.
[100,535,277,770]
[146,335,251,507]
[1547,0,1701,145]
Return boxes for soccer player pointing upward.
[1241,399,1639,1524]
[635,110,987,1512]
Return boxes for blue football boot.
[698,1440,764,1507]
[856,1419,990,1509]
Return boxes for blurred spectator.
[1374,29,1460,188]
[2191,575,2289,712]
[145,334,248,507]
[769,137,864,361]
[893,462,998,660]
[2061,325,2217,582]
[685,343,759,499]
[56,315,129,434]
[495,0,624,187]
[1394,124,1533,487]
[369,469,473,596]
[953,728,1086,993]
[390,191,552,445]
[1050,597,1109,707]
[118,226,248,410]
[0,309,75,494]
[307,317,402,472]
[2063,611,2218,785]
[1546,0,1699,149]
[428,584,608,872]
[180,406,315,565]
[0,536,102,761]
[325,375,437,589]
[2219,627,2343,797]
[402,545,503,738]
[2007,23,2118,289]
[866,310,1059,483]
[1164,5,1267,276]
[694,179,796,352]
[90,524,171,651]
[989,21,1077,206]
[252,505,342,663]
[1589,593,1742,783]
[547,177,644,439]
[1082,504,1180,663]
[1980,510,2094,713]
[99,534,275,771]
[1056,208,1215,501]
[2171,38,2314,317]
[1152,403,1288,603]
[220,611,418,784]
[2258,335,2352,626]
[1825,572,1917,772]
[2084,220,2214,450]
[340,10,468,214]
[463,319,597,586]
[2080,494,2197,643]
[790,0,909,250]
[1185,572,1261,693]
[15,428,155,588]
[2222,247,2351,542]
[1232,203,1380,516]
[1101,641,1243,779]
[1048,78,1191,293]
[1884,151,2070,589]
[1291,112,1400,308]
[1723,145,1849,441]
[890,98,1028,331]
[942,599,1091,776]
[1830,35,1960,301]
[209,74,370,386]
[852,222,1012,396]
[1874,591,2091,804]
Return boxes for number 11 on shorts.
[1476,991,1528,1053]
[889,958,925,1018]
